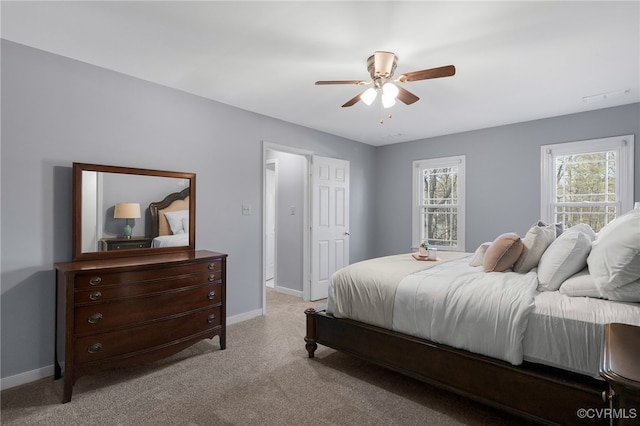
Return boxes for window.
[412,155,465,251]
[541,135,634,233]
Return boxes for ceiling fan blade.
[341,91,365,108]
[397,65,456,83]
[396,86,420,105]
[315,80,368,85]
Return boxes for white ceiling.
[2,1,639,146]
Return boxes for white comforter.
[329,253,538,365]
[393,256,538,365]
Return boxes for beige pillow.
[483,233,524,272]
[513,225,556,273]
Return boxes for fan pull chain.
[379,100,393,124]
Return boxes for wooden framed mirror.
[72,163,196,261]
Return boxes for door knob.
[344,231,351,236]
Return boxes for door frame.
[265,159,278,286]
[262,142,313,314]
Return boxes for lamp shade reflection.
[114,202,141,239]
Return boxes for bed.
[148,187,191,248]
[305,211,640,425]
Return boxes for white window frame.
[412,155,466,251]
[540,135,634,228]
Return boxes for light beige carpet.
[1,289,532,425]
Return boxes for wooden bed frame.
[148,187,190,238]
[305,308,609,425]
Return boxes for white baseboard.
[1,311,264,391]
[1,365,54,391]
[274,286,303,298]
[226,309,263,325]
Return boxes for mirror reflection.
[81,171,190,253]
[72,163,195,261]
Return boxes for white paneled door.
[310,156,350,301]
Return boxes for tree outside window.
[413,156,465,251]
[542,135,634,233]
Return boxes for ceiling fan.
[315,51,456,108]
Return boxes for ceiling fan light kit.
[316,51,456,112]
[361,87,377,106]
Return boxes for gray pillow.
[537,220,563,237]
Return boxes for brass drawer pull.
[208,290,216,300]
[208,263,215,270]
[207,314,216,324]
[87,343,102,354]
[89,276,102,285]
[208,274,216,282]
[89,291,102,301]
[87,313,103,324]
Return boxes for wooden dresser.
[54,250,227,403]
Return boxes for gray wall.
[0,40,377,380]
[372,103,640,258]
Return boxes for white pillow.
[558,268,601,298]
[513,225,556,273]
[469,242,491,267]
[565,223,596,241]
[598,279,640,302]
[181,217,190,234]
[559,268,640,302]
[164,209,189,235]
[587,209,640,289]
[537,230,591,291]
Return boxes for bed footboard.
[305,308,608,426]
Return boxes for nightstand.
[100,237,153,251]
[600,323,640,426]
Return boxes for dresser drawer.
[74,282,222,334]
[74,271,223,304]
[74,258,223,289]
[74,306,221,363]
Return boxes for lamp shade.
[360,88,377,106]
[382,82,399,98]
[114,203,141,219]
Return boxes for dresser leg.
[219,332,226,350]
[62,376,73,403]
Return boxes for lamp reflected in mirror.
[114,202,141,239]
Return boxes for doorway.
[261,144,351,312]
[262,143,311,314]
